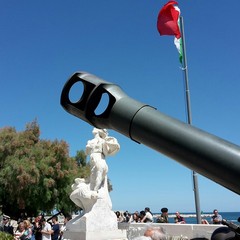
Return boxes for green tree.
[75,150,87,167]
[0,232,14,240]
[0,120,88,218]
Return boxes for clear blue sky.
[1,1,240,214]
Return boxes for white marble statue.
[70,127,120,214]
[65,128,127,239]
[86,128,120,191]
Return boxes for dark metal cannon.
[60,71,240,195]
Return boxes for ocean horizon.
[152,211,240,224]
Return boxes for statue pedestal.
[63,199,127,240]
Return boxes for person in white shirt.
[40,218,52,240]
[141,207,153,223]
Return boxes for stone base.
[63,229,127,240]
[63,199,127,239]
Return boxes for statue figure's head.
[92,128,108,138]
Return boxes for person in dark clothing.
[139,211,146,222]
[156,208,169,223]
[51,216,60,240]
[32,215,42,240]
[0,216,14,235]
[174,212,186,224]
[211,209,222,224]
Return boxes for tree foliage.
[75,150,87,167]
[0,232,14,240]
[0,120,90,218]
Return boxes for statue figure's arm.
[103,137,120,156]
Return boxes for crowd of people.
[0,208,223,240]
[0,214,72,240]
[115,208,223,225]
[115,207,186,224]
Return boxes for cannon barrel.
[61,72,240,195]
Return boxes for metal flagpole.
[179,16,201,224]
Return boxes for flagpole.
[179,16,201,224]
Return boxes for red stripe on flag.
[157,1,181,39]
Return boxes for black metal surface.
[61,71,240,195]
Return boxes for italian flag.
[157,1,183,63]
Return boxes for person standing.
[115,211,124,222]
[22,220,32,240]
[174,212,186,224]
[40,218,52,240]
[14,222,25,240]
[1,216,14,235]
[131,212,140,223]
[51,216,60,240]
[211,209,222,224]
[32,215,42,240]
[141,207,153,223]
[156,208,169,223]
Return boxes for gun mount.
[60,72,240,195]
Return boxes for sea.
[153,212,240,224]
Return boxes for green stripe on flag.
[174,37,183,64]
